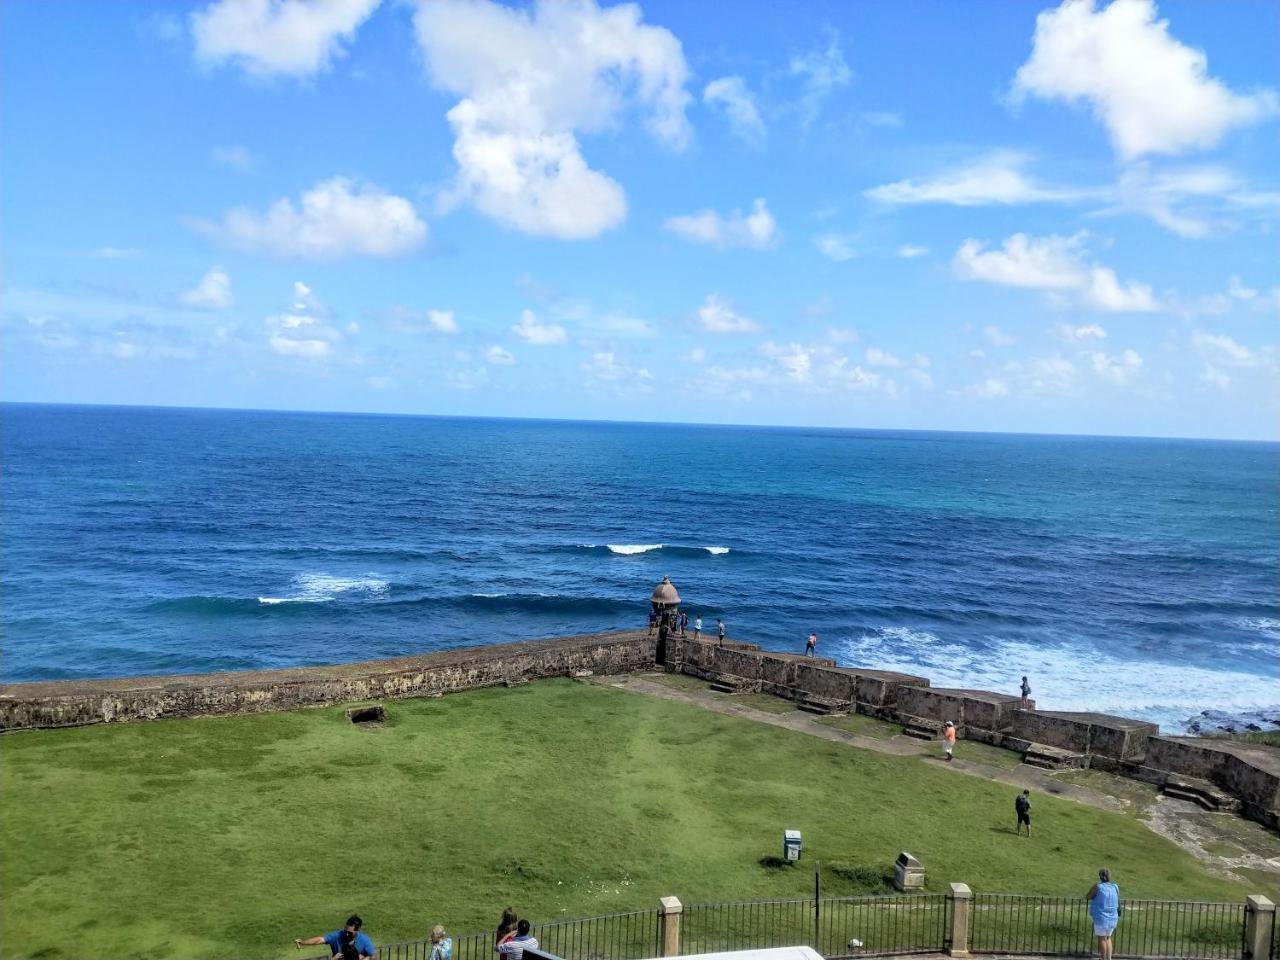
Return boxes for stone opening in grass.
[347,705,386,725]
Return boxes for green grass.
[1211,730,1280,748]
[952,739,1027,770]
[1,679,1255,960]
[815,712,901,740]
[717,691,799,714]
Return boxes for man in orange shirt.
[942,720,957,762]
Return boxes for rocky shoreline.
[1184,708,1280,735]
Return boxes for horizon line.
[2,398,1276,446]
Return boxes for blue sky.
[3,0,1277,439]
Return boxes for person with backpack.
[1015,789,1032,836]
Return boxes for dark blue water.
[3,403,1277,730]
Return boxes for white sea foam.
[839,626,1280,733]
[704,546,731,555]
[258,574,389,605]
[1235,616,1280,641]
[607,544,663,555]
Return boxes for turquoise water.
[3,403,1277,730]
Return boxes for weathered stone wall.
[896,686,1020,733]
[760,655,798,696]
[0,631,656,731]
[793,664,857,705]
[1146,736,1280,821]
[852,669,931,710]
[1010,710,1157,761]
[710,647,765,688]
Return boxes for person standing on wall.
[805,632,817,657]
[1020,675,1032,708]
[717,618,726,646]
[1087,869,1121,960]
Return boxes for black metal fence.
[971,894,1246,959]
[317,892,1260,960]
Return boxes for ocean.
[2,403,1277,731]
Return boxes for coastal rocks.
[1185,709,1280,735]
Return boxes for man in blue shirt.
[296,914,377,958]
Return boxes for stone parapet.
[0,631,656,731]
[897,686,1022,734]
[1010,709,1158,761]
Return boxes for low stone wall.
[1145,736,1280,825]
[897,686,1022,734]
[1011,710,1158,761]
[0,631,656,731]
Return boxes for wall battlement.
[1,630,1275,830]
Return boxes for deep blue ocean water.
[3,403,1277,730]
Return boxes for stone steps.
[902,722,938,741]
[797,696,846,716]
[1162,777,1240,813]
[1021,743,1087,770]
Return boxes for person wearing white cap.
[942,720,957,762]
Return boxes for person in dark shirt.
[1015,789,1032,836]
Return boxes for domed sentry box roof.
[650,575,681,608]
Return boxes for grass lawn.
[815,713,901,740]
[1,679,1255,960]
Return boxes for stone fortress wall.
[1,630,1276,830]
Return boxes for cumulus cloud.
[180,267,234,310]
[955,232,1158,312]
[866,151,1094,206]
[898,245,928,259]
[384,306,459,334]
[191,0,381,77]
[813,233,858,262]
[1011,0,1278,159]
[969,378,1010,399]
[511,308,567,345]
[582,350,652,387]
[413,0,691,239]
[1191,330,1260,367]
[1089,348,1144,385]
[485,345,516,365]
[664,198,777,249]
[1055,322,1107,342]
[864,347,901,368]
[704,76,765,145]
[791,30,852,128]
[1199,365,1231,391]
[696,294,759,333]
[265,281,346,359]
[195,177,426,258]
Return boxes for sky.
[2,0,1278,440]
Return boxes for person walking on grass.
[717,618,726,646]
[1087,868,1121,960]
[942,720,956,762]
[429,926,452,960]
[1015,789,1032,836]
[295,914,377,959]
[805,631,817,657]
[496,920,538,960]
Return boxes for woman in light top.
[1087,868,1121,960]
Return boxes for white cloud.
[867,151,1093,206]
[427,309,459,334]
[704,76,765,145]
[582,350,652,387]
[1228,276,1258,302]
[825,326,859,345]
[196,177,426,258]
[191,0,381,78]
[664,199,777,249]
[212,145,255,172]
[984,325,1017,347]
[955,232,1159,312]
[970,378,1010,398]
[791,30,852,128]
[1191,330,1259,367]
[898,245,928,259]
[180,267,234,310]
[1055,322,1107,342]
[813,233,858,262]
[384,306,459,334]
[485,345,516,366]
[1011,0,1278,159]
[1089,348,1144,385]
[264,280,347,360]
[588,314,656,338]
[696,294,759,334]
[685,347,707,364]
[762,342,813,382]
[413,0,690,239]
[511,308,567,345]
[865,347,901,368]
[862,111,903,128]
[91,247,142,259]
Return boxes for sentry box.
[783,830,802,862]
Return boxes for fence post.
[814,862,822,951]
[659,896,683,958]
[1245,895,1275,960]
[947,883,973,958]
